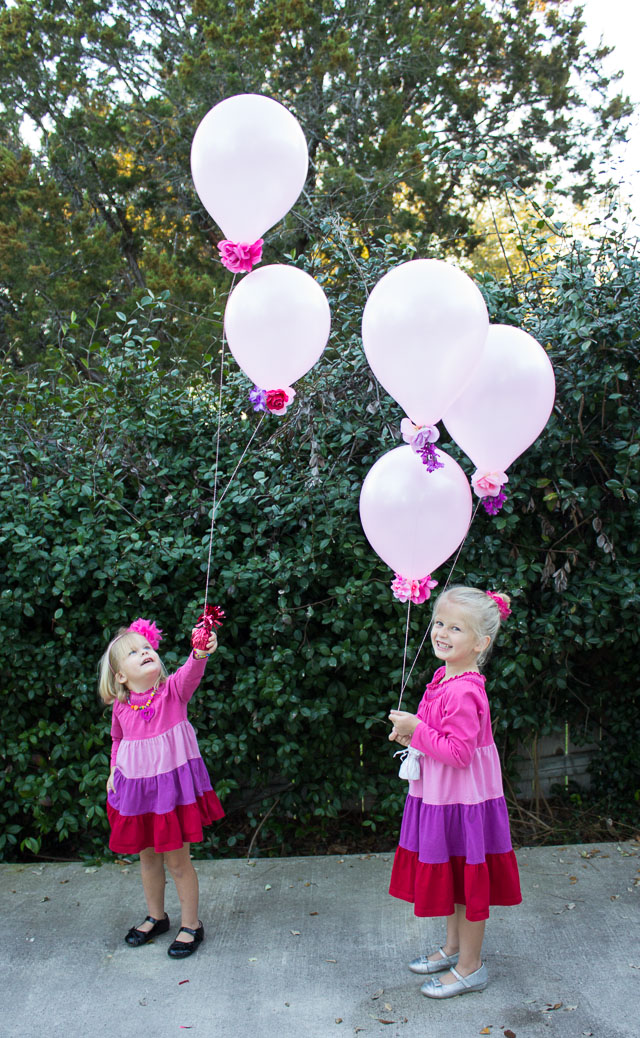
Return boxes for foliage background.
[1,220,639,862]
[0,0,639,861]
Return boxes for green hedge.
[1,230,638,861]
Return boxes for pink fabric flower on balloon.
[391,573,438,604]
[217,239,264,273]
[128,618,163,649]
[471,470,509,498]
[266,387,296,415]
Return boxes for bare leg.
[438,904,485,985]
[136,846,167,931]
[427,911,460,962]
[165,843,200,942]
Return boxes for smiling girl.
[387,586,521,999]
[98,618,224,958]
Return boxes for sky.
[578,0,640,214]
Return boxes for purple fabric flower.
[482,489,507,514]
[249,386,267,411]
[417,444,445,472]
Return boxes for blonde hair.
[432,585,511,668]
[98,628,168,704]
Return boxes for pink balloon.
[361,259,489,425]
[224,265,331,390]
[191,94,308,241]
[359,445,472,579]
[442,325,556,472]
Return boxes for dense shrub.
[1,229,638,861]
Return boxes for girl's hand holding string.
[193,630,218,659]
[388,729,412,748]
[388,709,420,746]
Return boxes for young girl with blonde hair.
[388,586,521,998]
[99,617,224,958]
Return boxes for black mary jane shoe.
[167,922,204,959]
[124,913,170,947]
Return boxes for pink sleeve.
[110,707,123,767]
[165,652,208,704]
[409,684,484,769]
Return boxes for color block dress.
[107,653,224,854]
[389,667,521,922]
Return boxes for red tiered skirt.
[108,789,224,854]
[389,844,521,922]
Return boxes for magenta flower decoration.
[265,387,296,415]
[391,573,438,604]
[217,238,264,273]
[128,618,163,649]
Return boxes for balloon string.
[400,599,411,700]
[202,414,266,610]
[203,274,236,613]
[395,499,481,710]
[214,415,266,513]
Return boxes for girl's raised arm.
[170,631,218,703]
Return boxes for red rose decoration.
[266,389,287,411]
[265,387,295,415]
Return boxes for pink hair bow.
[485,592,511,619]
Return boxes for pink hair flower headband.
[485,592,511,619]
[107,618,163,674]
[128,618,163,649]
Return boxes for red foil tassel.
[191,605,225,651]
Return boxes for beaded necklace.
[126,688,158,711]
[125,686,160,722]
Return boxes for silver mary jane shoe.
[420,963,488,998]
[408,948,460,975]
